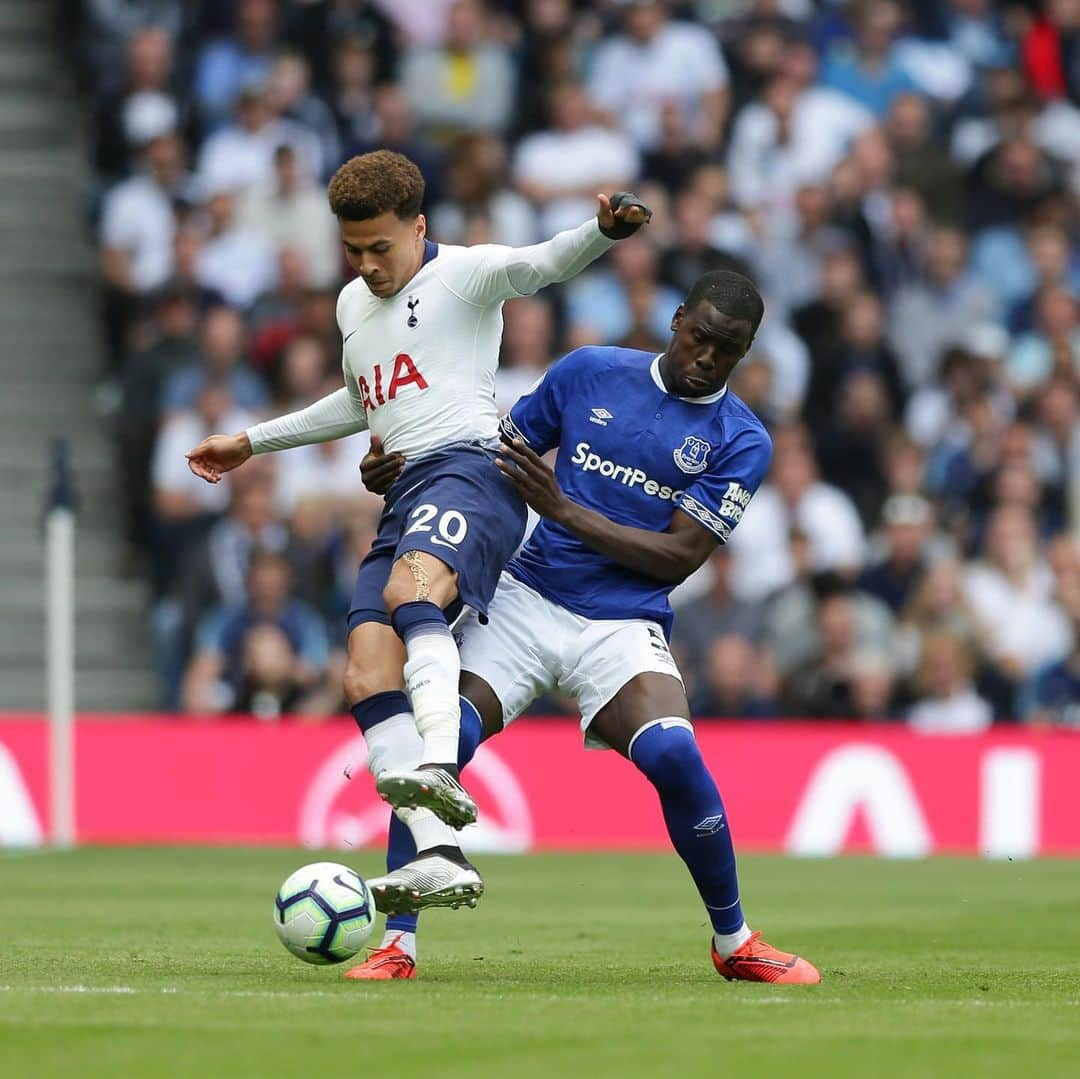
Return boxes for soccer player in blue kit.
[349,271,822,984]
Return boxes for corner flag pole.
[45,438,76,848]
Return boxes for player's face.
[662,300,755,397]
[339,211,426,299]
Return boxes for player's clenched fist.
[597,192,652,240]
[185,432,252,483]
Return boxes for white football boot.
[376,766,478,829]
[367,852,484,915]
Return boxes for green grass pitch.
[1,848,1078,1078]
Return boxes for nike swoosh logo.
[343,329,360,343]
[430,536,459,551]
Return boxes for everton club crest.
[673,435,711,474]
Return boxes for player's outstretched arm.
[455,193,651,305]
[496,439,716,585]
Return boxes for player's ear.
[671,304,685,332]
[415,213,427,240]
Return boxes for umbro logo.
[589,407,613,426]
[694,814,726,837]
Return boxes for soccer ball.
[273,862,376,965]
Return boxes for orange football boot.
[344,937,417,981]
[711,932,821,984]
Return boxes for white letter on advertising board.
[0,744,44,847]
[786,745,932,857]
[980,749,1039,859]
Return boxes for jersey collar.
[421,238,438,267]
[650,354,728,405]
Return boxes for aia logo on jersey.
[357,353,429,411]
[673,435,711,474]
[407,296,419,327]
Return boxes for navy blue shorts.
[347,445,527,632]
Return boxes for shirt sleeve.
[438,219,615,307]
[498,348,592,455]
[675,428,772,544]
[246,383,368,454]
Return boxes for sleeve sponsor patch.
[679,495,733,543]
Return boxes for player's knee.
[381,573,415,614]
[342,657,385,707]
[632,724,703,792]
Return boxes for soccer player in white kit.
[186,151,650,902]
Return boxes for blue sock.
[384,697,485,937]
[350,690,410,732]
[629,721,744,935]
[390,600,448,641]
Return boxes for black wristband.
[600,191,653,239]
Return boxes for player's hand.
[597,192,652,240]
[495,439,570,520]
[360,435,405,495]
[185,432,252,484]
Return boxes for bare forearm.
[554,499,693,583]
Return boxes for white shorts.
[456,571,684,749]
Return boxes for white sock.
[402,627,461,764]
[362,713,421,780]
[381,929,416,960]
[360,708,458,850]
[713,922,753,958]
[397,805,457,851]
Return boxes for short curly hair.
[327,150,425,221]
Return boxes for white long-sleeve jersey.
[246,218,614,459]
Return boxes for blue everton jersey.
[500,346,772,635]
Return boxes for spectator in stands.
[98,131,188,365]
[91,25,185,181]
[730,426,867,602]
[908,629,993,732]
[267,52,343,180]
[513,80,640,238]
[194,0,279,130]
[565,235,681,346]
[239,145,342,290]
[161,305,268,413]
[816,369,899,525]
[193,189,277,310]
[805,289,905,438]
[848,649,901,720]
[181,550,330,717]
[401,0,517,141]
[726,44,874,212]
[1022,570,1080,727]
[785,590,866,717]
[886,92,965,224]
[119,281,201,549]
[80,0,182,96]
[889,225,1000,388]
[1006,285,1080,395]
[429,133,536,246]
[691,634,780,718]
[495,297,557,413]
[895,556,979,675]
[964,503,1072,704]
[588,0,730,152]
[285,0,399,94]
[196,83,322,198]
[859,493,935,613]
[820,0,919,118]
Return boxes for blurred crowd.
[71,0,1080,727]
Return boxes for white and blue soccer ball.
[273,862,376,965]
